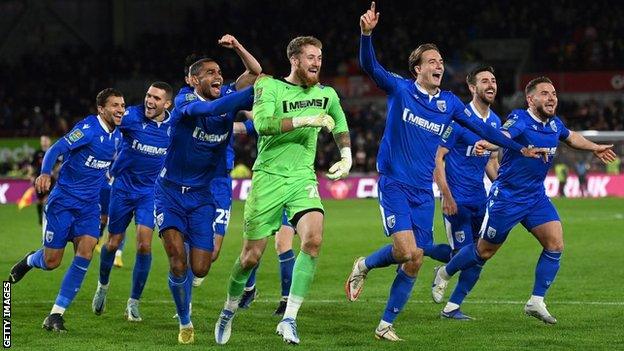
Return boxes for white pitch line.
[12,299,624,306]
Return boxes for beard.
[295,65,319,87]
[477,89,496,105]
[536,103,556,118]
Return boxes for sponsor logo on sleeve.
[67,129,84,143]
[442,125,453,140]
[185,93,197,102]
[502,117,517,129]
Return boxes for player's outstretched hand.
[441,193,457,216]
[593,144,617,164]
[521,147,549,162]
[218,34,240,49]
[360,1,380,35]
[327,157,352,180]
[35,174,51,193]
[474,140,498,156]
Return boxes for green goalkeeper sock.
[226,257,253,309]
[284,251,317,319]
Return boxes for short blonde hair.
[287,36,322,59]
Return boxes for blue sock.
[532,250,562,297]
[246,263,258,288]
[364,244,397,270]
[279,250,295,297]
[381,268,416,324]
[99,245,116,285]
[130,253,152,300]
[449,265,482,305]
[423,243,452,263]
[54,256,91,309]
[168,272,191,325]
[118,237,126,252]
[445,244,486,276]
[26,249,48,270]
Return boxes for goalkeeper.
[215,35,351,346]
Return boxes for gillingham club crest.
[386,215,396,229]
[436,100,447,112]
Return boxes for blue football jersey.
[54,115,120,202]
[359,35,520,190]
[110,105,172,194]
[162,85,252,187]
[493,109,570,203]
[174,84,239,171]
[441,102,501,204]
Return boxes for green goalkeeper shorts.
[243,171,323,240]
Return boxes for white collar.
[527,108,548,126]
[194,89,207,101]
[469,101,490,121]
[415,82,440,101]
[96,115,114,134]
[156,110,171,127]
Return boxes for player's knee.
[301,236,322,257]
[136,241,151,254]
[401,254,423,276]
[44,254,62,270]
[545,241,564,252]
[392,245,415,263]
[275,239,289,254]
[477,247,496,260]
[106,242,119,253]
[192,263,211,278]
[240,251,261,269]
[169,259,187,277]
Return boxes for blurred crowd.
[0,0,623,175]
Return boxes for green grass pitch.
[1,198,623,350]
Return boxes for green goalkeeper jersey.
[252,76,349,177]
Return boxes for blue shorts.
[154,179,215,251]
[107,184,155,234]
[210,176,232,236]
[43,189,100,249]
[377,176,434,248]
[479,194,560,244]
[99,182,112,216]
[443,202,486,250]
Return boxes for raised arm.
[564,131,617,164]
[218,34,262,91]
[359,2,399,92]
[185,87,253,117]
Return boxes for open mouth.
[308,68,319,75]
[485,89,496,97]
[432,73,442,81]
